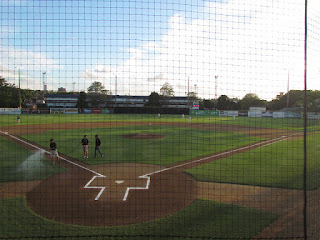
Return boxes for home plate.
[115,180,125,184]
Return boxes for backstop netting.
[0,0,319,239]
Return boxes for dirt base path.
[0,180,42,198]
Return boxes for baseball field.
[0,114,319,239]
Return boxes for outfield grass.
[185,134,320,190]
[0,113,316,130]
[0,136,64,182]
[0,197,278,240]
[22,125,261,165]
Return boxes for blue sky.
[0,0,319,100]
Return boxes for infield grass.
[22,125,261,165]
[186,133,320,190]
[0,136,64,182]
[0,197,278,240]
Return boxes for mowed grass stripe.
[186,134,320,190]
[22,125,261,165]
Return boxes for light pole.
[114,74,118,108]
[15,67,22,108]
[215,76,218,109]
[286,69,290,109]
[42,71,47,92]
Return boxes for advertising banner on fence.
[238,111,248,117]
[38,109,50,114]
[273,112,285,118]
[219,111,238,117]
[0,108,22,115]
[92,108,102,114]
[82,109,92,114]
[64,108,78,114]
[102,108,111,114]
[190,110,219,116]
[262,112,273,118]
[308,113,320,119]
[50,108,65,114]
[285,112,301,119]
[273,112,302,119]
[248,111,263,117]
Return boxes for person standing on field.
[49,138,59,164]
[81,135,89,158]
[94,135,103,158]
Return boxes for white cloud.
[80,0,318,100]
[81,65,114,79]
[0,47,61,90]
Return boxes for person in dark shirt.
[49,138,59,164]
[81,135,89,158]
[94,135,103,158]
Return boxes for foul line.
[123,132,302,201]
[0,131,106,201]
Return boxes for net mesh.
[0,0,319,239]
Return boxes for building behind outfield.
[109,95,189,108]
[44,94,190,109]
[45,94,79,108]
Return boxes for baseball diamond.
[0,119,312,239]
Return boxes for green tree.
[87,81,106,94]
[87,82,111,107]
[239,93,266,110]
[76,91,88,108]
[160,82,174,97]
[20,89,33,108]
[217,95,236,110]
[0,77,19,107]
[146,92,162,107]
[202,99,215,110]
[160,82,174,106]
[187,92,198,100]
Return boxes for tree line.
[1,77,319,111]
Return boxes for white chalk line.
[0,131,106,201]
[84,175,106,200]
[122,132,303,201]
